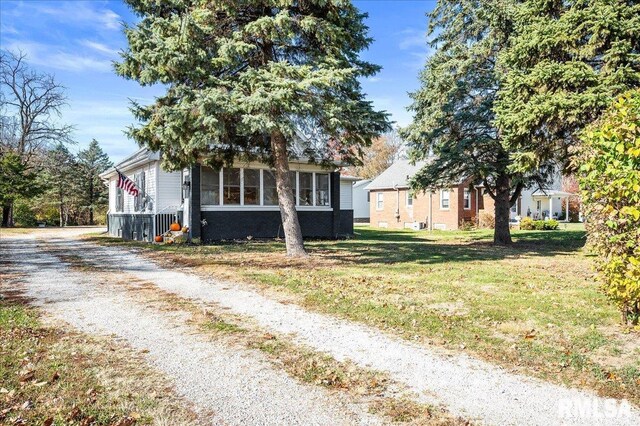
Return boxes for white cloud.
[33,2,121,31]
[5,40,113,73]
[80,40,119,57]
[398,28,427,51]
[368,76,382,83]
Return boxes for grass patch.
[0,299,198,425]
[87,223,640,405]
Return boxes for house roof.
[339,175,361,182]
[353,179,372,189]
[99,147,159,180]
[531,189,576,198]
[365,160,428,190]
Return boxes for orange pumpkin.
[169,222,181,232]
[154,235,163,243]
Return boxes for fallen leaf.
[43,417,54,426]
[33,381,48,387]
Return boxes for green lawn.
[91,224,640,404]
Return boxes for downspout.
[428,190,433,231]
[394,184,400,223]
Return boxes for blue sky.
[0,0,436,163]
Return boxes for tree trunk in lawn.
[2,203,14,227]
[494,173,512,245]
[271,130,307,257]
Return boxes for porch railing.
[154,206,179,237]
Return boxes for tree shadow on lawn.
[315,227,588,266]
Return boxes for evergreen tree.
[116,0,389,256]
[0,152,41,225]
[43,144,79,227]
[495,0,640,174]
[77,139,112,225]
[401,0,552,244]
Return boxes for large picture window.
[200,167,331,208]
[223,168,241,205]
[243,169,260,205]
[263,170,278,205]
[316,174,330,206]
[201,167,220,205]
[299,172,313,206]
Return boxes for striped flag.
[117,170,139,197]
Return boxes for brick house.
[366,160,485,230]
[366,160,574,230]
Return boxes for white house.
[352,179,371,223]
[100,148,355,242]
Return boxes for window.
[115,187,124,212]
[243,169,260,205]
[201,167,220,205]
[316,173,330,206]
[299,172,313,206]
[290,171,298,204]
[134,172,146,212]
[263,170,278,205]
[536,200,541,211]
[376,192,384,210]
[440,190,450,209]
[223,168,241,204]
[463,188,471,210]
[406,191,413,207]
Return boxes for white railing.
[154,205,179,237]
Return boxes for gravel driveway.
[2,230,639,426]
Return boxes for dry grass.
[0,299,200,426]
[87,224,640,406]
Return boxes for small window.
[115,187,124,212]
[299,172,313,206]
[201,167,220,205]
[536,200,541,211]
[367,192,370,202]
[463,188,471,210]
[440,190,450,209]
[263,170,278,205]
[406,191,413,207]
[223,168,241,205]
[243,169,260,205]
[376,192,384,210]
[316,173,330,206]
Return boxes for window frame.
[440,189,450,210]
[463,188,471,210]
[115,187,124,213]
[199,167,332,210]
[376,192,384,210]
[406,190,413,208]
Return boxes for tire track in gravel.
[51,236,640,426]
[0,236,382,426]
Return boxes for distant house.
[366,160,573,230]
[351,179,371,223]
[99,148,354,242]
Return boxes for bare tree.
[346,128,407,179]
[0,50,73,226]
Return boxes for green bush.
[578,90,640,325]
[12,199,37,227]
[520,217,559,231]
[520,217,535,230]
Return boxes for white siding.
[340,180,353,210]
[352,180,371,220]
[112,163,157,214]
[156,168,182,213]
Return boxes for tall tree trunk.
[494,173,512,245]
[2,203,14,227]
[271,130,307,257]
[89,180,94,225]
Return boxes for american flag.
[117,170,139,197]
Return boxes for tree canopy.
[117,0,389,255]
[495,0,640,174]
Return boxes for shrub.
[459,219,475,231]
[577,90,640,325]
[12,199,37,227]
[519,217,534,230]
[520,217,559,231]
[478,212,495,229]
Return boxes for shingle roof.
[365,160,428,190]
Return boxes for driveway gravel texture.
[1,229,639,426]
